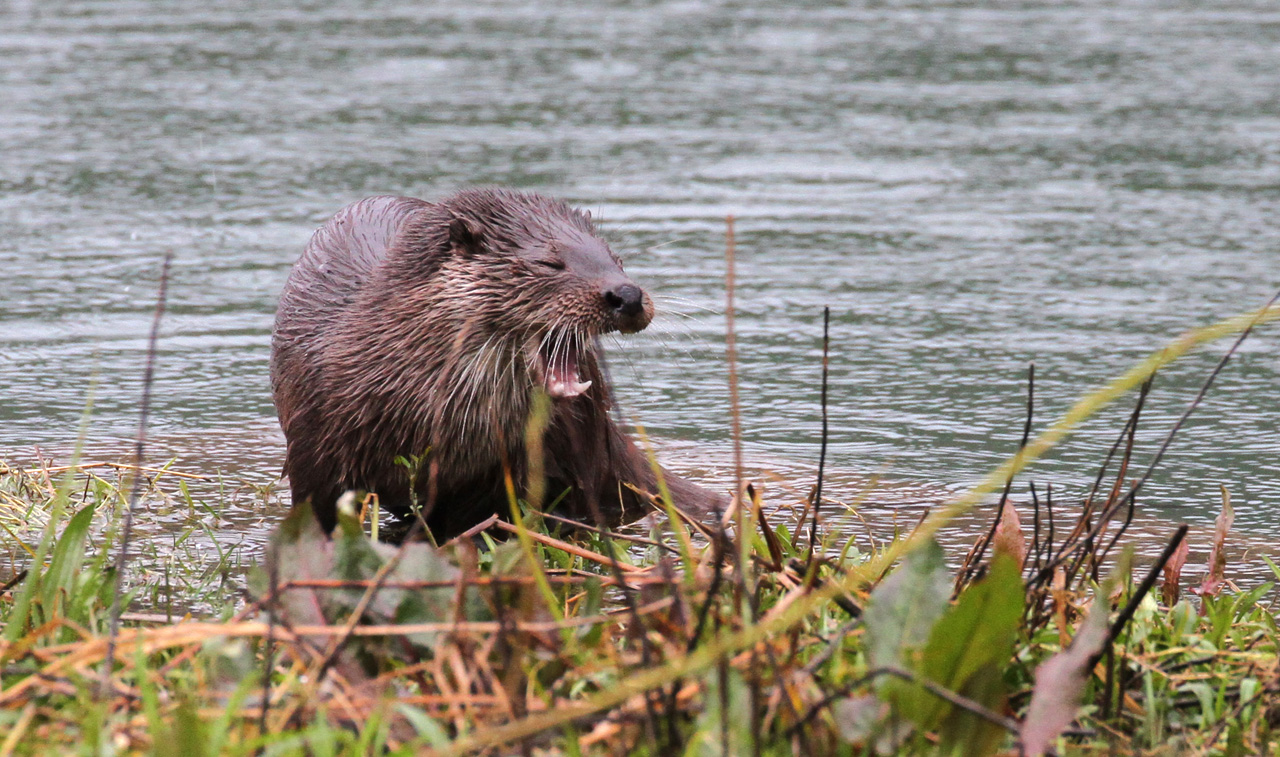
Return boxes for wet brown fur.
[271,188,722,538]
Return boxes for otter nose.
[604,284,644,318]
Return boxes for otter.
[271,188,723,539]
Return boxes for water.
[2,2,1278,569]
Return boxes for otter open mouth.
[537,338,592,399]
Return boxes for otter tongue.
[545,350,592,399]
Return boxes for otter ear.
[448,213,484,256]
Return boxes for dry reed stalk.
[1,604,674,709]
[540,508,685,555]
[280,575,669,589]
[957,362,1034,592]
[30,462,210,481]
[0,702,36,757]
[492,520,645,572]
[808,306,831,563]
[102,252,172,698]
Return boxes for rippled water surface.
[2,1,1278,564]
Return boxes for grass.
[1,299,1279,754]
[0,451,1277,754]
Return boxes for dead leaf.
[1020,588,1111,757]
[992,504,1026,571]
[1191,486,1233,601]
[1050,567,1069,645]
[1160,535,1190,607]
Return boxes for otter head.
[437,189,654,401]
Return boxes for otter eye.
[537,259,565,271]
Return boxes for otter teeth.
[541,339,591,398]
[547,378,592,398]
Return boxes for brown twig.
[279,575,666,589]
[788,666,1021,739]
[1032,291,1273,602]
[493,520,645,573]
[535,510,681,555]
[1096,292,1279,570]
[720,213,747,754]
[1106,525,1189,647]
[31,462,209,481]
[724,214,744,526]
[808,306,830,564]
[958,363,1034,591]
[101,252,172,698]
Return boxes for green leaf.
[899,553,1024,730]
[686,669,754,757]
[936,662,1008,757]
[396,704,452,748]
[1261,555,1280,584]
[264,497,468,653]
[41,502,97,624]
[170,698,210,757]
[577,577,604,646]
[382,543,462,648]
[3,470,79,643]
[262,498,338,627]
[863,539,951,671]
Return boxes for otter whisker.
[447,332,511,442]
[644,236,689,253]
[543,313,574,377]
[440,331,497,415]
[604,334,649,394]
[551,325,571,376]
[613,330,702,367]
[644,316,705,342]
[652,295,720,316]
[451,337,495,437]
